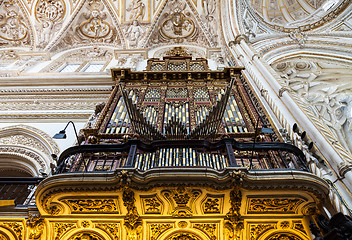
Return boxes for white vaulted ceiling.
[248,0,339,26]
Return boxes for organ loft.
[0,48,345,240]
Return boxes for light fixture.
[53,121,81,145]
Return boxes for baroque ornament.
[26,214,45,240]
[68,232,104,240]
[247,198,304,214]
[146,0,210,47]
[54,223,75,240]
[122,187,142,240]
[249,224,276,240]
[35,0,65,47]
[95,223,119,240]
[143,197,162,214]
[267,233,302,240]
[64,199,119,213]
[193,223,217,240]
[53,0,122,51]
[0,0,30,45]
[0,222,23,240]
[166,232,200,240]
[150,223,173,240]
[224,185,243,240]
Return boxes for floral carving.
[64,199,119,213]
[293,221,307,235]
[193,223,217,240]
[0,222,23,240]
[54,223,75,240]
[96,223,119,240]
[203,198,220,213]
[166,232,200,240]
[150,223,172,240]
[267,233,302,240]
[69,232,104,240]
[247,198,304,214]
[143,197,162,214]
[249,224,276,240]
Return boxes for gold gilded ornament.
[248,198,304,214]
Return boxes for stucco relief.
[35,0,66,48]
[0,0,32,46]
[50,0,123,52]
[144,0,212,48]
[273,60,352,155]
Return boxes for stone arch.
[0,125,60,176]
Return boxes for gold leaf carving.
[96,223,119,240]
[26,214,45,240]
[193,223,217,240]
[293,221,307,235]
[54,223,75,240]
[68,232,104,240]
[150,223,173,240]
[64,199,119,213]
[0,222,22,240]
[142,197,162,214]
[166,232,200,240]
[248,198,304,214]
[267,233,302,240]
[224,186,243,240]
[0,233,9,240]
[249,224,276,240]
[203,198,220,213]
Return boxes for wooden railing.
[55,139,308,174]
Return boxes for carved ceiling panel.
[271,59,352,155]
[250,0,329,25]
[49,0,124,52]
[0,0,34,47]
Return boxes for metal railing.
[55,139,308,174]
[0,178,43,206]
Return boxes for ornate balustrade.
[55,139,308,174]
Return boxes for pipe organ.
[95,50,277,144]
[0,48,330,240]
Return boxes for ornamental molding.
[0,125,60,156]
[41,47,114,73]
[35,168,329,216]
[0,113,92,120]
[0,87,111,94]
[0,145,48,170]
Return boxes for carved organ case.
[30,50,329,240]
[95,51,278,143]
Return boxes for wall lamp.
[53,121,81,146]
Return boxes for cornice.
[35,168,330,215]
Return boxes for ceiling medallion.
[0,1,29,42]
[160,12,195,40]
[76,1,112,39]
[35,0,65,23]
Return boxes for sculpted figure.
[127,0,145,20]
[125,20,144,47]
